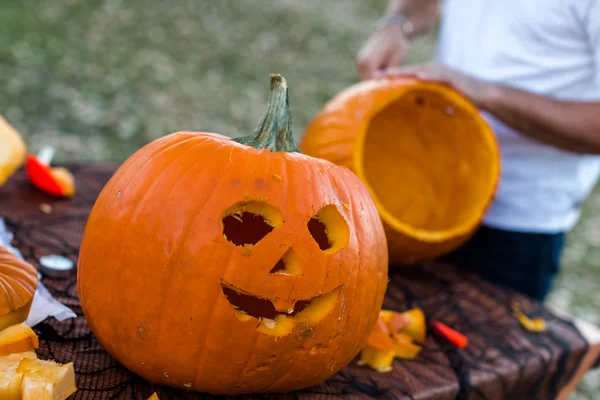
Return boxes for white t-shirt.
[436,0,600,233]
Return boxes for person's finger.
[356,42,383,81]
[373,69,385,79]
[387,47,408,70]
[384,64,423,77]
[357,57,378,80]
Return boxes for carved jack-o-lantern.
[77,75,388,395]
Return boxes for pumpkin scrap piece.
[0,114,27,187]
[512,302,546,333]
[430,321,468,348]
[359,308,427,372]
[373,316,391,334]
[26,147,75,198]
[380,308,425,343]
[17,358,77,400]
[382,310,409,333]
[0,322,39,355]
[358,330,396,373]
[515,312,547,333]
[400,308,426,344]
[392,332,422,359]
[0,352,38,400]
[148,393,160,400]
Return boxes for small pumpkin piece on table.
[0,247,39,331]
[359,308,427,373]
[400,308,427,344]
[0,114,27,187]
[359,330,396,373]
[0,322,39,355]
[392,332,422,359]
[385,311,409,333]
[148,392,160,400]
[0,352,38,400]
[17,358,77,400]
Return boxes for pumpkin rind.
[0,247,38,329]
[78,76,388,394]
[0,322,39,355]
[300,78,500,264]
[0,115,27,187]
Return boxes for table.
[1,164,598,400]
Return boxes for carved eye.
[222,201,283,246]
[307,205,349,254]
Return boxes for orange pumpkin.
[0,115,27,187]
[0,247,38,331]
[300,78,500,264]
[78,75,388,394]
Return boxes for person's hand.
[356,24,409,81]
[385,62,494,108]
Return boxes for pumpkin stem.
[235,74,300,153]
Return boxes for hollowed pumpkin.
[78,75,388,395]
[300,78,500,264]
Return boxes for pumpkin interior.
[222,283,342,336]
[359,88,496,239]
[308,205,349,254]
[221,201,283,247]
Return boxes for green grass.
[1,0,598,396]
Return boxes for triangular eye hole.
[307,205,349,254]
[221,201,283,247]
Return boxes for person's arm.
[386,62,600,154]
[356,0,441,81]
[481,85,600,154]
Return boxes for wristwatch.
[375,14,414,37]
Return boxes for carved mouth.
[220,281,342,336]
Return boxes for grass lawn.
[1,1,598,397]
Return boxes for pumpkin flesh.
[17,358,77,400]
[300,79,500,264]
[0,322,39,355]
[0,115,27,187]
[0,302,34,332]
[0,352,37,400]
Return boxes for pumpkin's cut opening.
[269,249,301,276]
[308,218,330,250]
[221,201,283,246]
[360,89,496,237]
[308,205,350,254]
[221,283,342,336]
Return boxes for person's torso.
[436,0,600,232]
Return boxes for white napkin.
[0,218,76,326]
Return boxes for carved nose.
[269,248,302,276]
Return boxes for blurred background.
[1,0,598,396]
